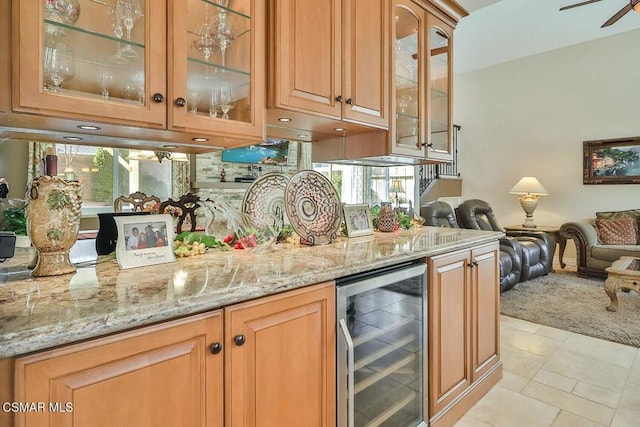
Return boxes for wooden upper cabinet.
[168,0,265,140]
[12,0,167,128]
[341,0,388,127]
[225,282,336,427]
[268,0,387,128]
[9,0,265,145]
[14,311,224,427]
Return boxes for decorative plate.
[284,170,342,245]
[242,172,290,226]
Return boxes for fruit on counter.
[173,240,206,257]
[173,232,225,257]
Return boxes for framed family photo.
[583,137,640,185]
[114,214,176,269]
[343,204,374,237]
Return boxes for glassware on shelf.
[43,39,76,93]
[44,0,81,36]
[219,83,234,120]
[133,72,145,105]
[209,89,219,118]
[193,5,218,79]
[113,0,143,58]
[187,88,200,114]
[96,70,114,100]
[211,9,234,67]
[398,94,411,113]
[121,81,135,100]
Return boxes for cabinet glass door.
[427,20,452,160]
[392,1,425,158]
[16,0,165,126]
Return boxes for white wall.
[454,28,640,231]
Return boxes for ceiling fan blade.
[601,3,633,27]
[559,0,602,11]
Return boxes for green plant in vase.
[0,199,27,236]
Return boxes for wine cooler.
[336,262,428,427]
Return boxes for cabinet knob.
[346,98,353,105]
[209,342,222,354]
[152,93,164,103]
[467,262,474,268]
[336,95,343,103]
[421,142,433,148]
[175,97,186,107]
[234,335,246,346]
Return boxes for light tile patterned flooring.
[455,315,640,426]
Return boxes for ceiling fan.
[560,0,640,27]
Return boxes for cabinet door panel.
[13,0,166,128]
[429,250,471,416]
[472,243,500,381]
[342,0,388,127]
[14,311,223,427]
[225,282,335,427]
[270,0,341,118]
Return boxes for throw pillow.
[596,209,640,241]
[595,218,638,245]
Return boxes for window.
[52,144,179,215]
[313,163,416,208]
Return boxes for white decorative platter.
[242,172,289,225]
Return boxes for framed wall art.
[114,214,175,269]
[342,204,374,237]
[583,137,640,185]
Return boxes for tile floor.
[455,315,640,426]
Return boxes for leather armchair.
[422,200,522,292]
[456,199,553,283]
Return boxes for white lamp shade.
[509,177,548,196]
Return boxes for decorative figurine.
[220,166,226,182]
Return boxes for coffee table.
[604,257,640,312]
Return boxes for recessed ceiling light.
[76,125,101,130]
[334,128,345,132]
[278,117,292,122]
[297,134,308,138]
[192,137,208,142]
[163,144,178,149]
[63,136,82,141]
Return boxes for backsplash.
[194,142,312,210]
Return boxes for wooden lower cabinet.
[14,311,224,427]
[12,282,336,427]
[428,242,502,427]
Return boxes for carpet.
[500,270,640,348]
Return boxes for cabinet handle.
[209,342,222,354]
[421,142,433,148]
[633,281,638,286]
[346,98,353,105]
[467,262,474,268]
[175,97,186,107]
[234,335,246,346]
[336,95,343,103]
[152,93,164,103]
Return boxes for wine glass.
[209,89,220,118]
[96,70,114,100]
[114,0,143,58]
[193,5,218,79]
[133,72,145,105]
[211,9,234,67]
[219,83,234,120]
[121,81,135,100]
[187,88,200,114]
[43,40,75,93]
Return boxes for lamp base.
[522,219,537,228]
[519,196,539,229]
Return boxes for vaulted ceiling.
[454,0,640,72]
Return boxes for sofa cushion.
[591,244,640,263]
[596,209,640,241]
[595,218,638,245]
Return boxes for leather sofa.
[560,210,640,278]
[422,200,523,292]
[456,199,554,286]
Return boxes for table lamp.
[509,177,548,228]
[390,179,405,207]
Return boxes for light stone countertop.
[0,227,503,358]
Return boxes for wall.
[454,28,640,242]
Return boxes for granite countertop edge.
[0,228,504,358]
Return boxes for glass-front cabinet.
[390,0,454,162]
[13,0,264,143]
[391,0,425,158]
[169,0,264,139]
[427,14,452,162]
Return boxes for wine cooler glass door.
[337,263,427,427]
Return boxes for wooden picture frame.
[342,204,374,237]
[114,214,175,269]
[583,137,640,185]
